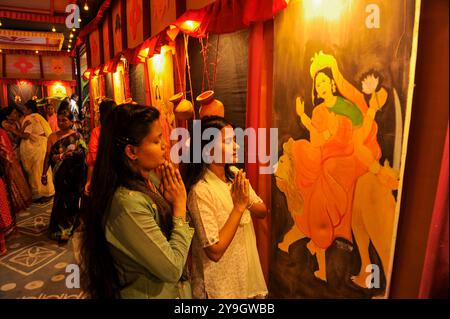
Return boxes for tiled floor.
[0,200,85,299]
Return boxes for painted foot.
[314,269,327,282]
[351,274,368,288]
[277,240,290,253]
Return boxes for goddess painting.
[275,52,399,287]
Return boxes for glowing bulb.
[67,49,70,52]
[72,28,76,32]
[70,33,74,38]
[78,18,82,23]
[69,39,72,43]
[84,2,89,11]
[303,0,350,22]
[0,21,2,27]
[52,26,56,32]
[0,49,2,53]
[68,44,71,48]
[35,50,39,54]
[180,20,200,32]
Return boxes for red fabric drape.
[245,21,274,284]
[174,0,286,37]
[419,123,449,298]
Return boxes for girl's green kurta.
[105,184,194,299]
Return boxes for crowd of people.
[0,98,269,299]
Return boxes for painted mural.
[271,0,420,298]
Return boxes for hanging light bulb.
[35,50,39,54]
[0,49,2,53]
[72,28,76,32]
[67,49,71,52]
[70,33,74,38]
[84,1,89,11]
[69,39,72,43]
[68,44,71,48]
[0,21,2,27]
[78,18,82,23]
[52,26,56,32]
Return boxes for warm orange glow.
[19,80,30,86]
[83,70,91,80]
[180,20,200,32]
[150,53,164,74]
[302,0,350,22]
[138,47,150,59]
[51,82,67,96]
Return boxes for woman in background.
[0,123,32,215]
[0,163,14,256]
[45,100,59,133]
[84,99,116,195]
[42,107,87,242]
[6,101,54,202]
[184,116,268,299]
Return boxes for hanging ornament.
[169,92,194,120]
[196,90,224,119]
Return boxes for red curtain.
[419,123,449,298]
[174,0,286,37]
[245,20,274,284]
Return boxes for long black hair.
[24,99,38,113]
[98,99,117,125]
[81,103,171,299]
[181,116,235,195]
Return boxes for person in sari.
[293,52,384,282]
[1,107,22,161]
[0,127,32,214]
[42,107,87,242]
[6,102,55,202]
[0,164,14,256]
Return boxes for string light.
[35,50,39,54]
[70,33,74,38]
[78,18,82,23]
[72,28,76,32]
[84,1,89,11]
[0,21,2,27]
[0,49,2,53]
[52,26,56,32]
[69,39,72,43]
[68,44,72,48]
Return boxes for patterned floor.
[0,200,85,299]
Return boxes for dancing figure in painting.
[276,51,398,284]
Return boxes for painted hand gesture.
[296,97,305,117]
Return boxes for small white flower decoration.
[362,74,379,95]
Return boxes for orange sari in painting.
[292,97,380,250]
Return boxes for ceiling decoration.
[0,29,64,51]
[0,0,103,54]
